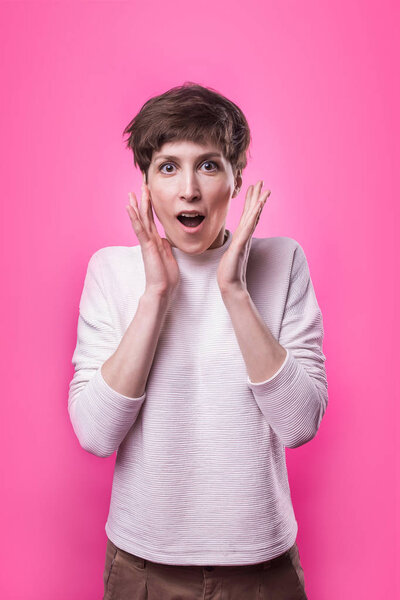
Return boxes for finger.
[127,198,141,228]
[242,184,254,215]
[142,187,164,255]
[139,184,151,230]
[245,194,264,237]
[251,187,270,220]
[259,189,271,203]
[144,185,159,237]
[235,185,268,247]
[253,180,264,204]
[243,180,263,217]
[241,182,261,227]
[127,193,151,243]
[252,203,263,232]
[128,192,141,221]
[126,203,141,231]
[139,188,165,257]
[141,185,165,253]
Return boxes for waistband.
[108,537,296,574]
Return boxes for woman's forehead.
[155,139,222,156]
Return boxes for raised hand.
[126,179,180,299]
[216,180,271,294]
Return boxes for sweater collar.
[170,229,233,268]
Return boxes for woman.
[68,82,328,599]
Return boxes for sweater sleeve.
[68,251,146,457]
[247,243,328,449]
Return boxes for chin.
[165,222,224,252]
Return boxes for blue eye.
[158,160,219,174]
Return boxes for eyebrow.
[153,152,222,163]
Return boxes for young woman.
[68,82,328,599]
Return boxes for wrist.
[141,288,171,308]
[219,284,249,301]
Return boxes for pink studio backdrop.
[1,1,398,599]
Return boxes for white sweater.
[68,229,328,565]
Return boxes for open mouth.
[177,214,205,228]
[176,214,206,233]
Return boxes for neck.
[170,229,233,268]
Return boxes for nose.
[179,170,201,202]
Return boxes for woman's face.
[145,139,242,253]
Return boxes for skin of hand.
[216,180,271,294]
[126,179,180,298]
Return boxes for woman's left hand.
[216,180,271,294]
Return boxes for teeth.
[179,213,202,217]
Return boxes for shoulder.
[249,236,313,291]
[84,245,143,289]
[91,244,140,261]
[88,244,141,271]
[85,244,145,298]
[251,234,304,253]
[251,235,307,271]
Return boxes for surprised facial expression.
[145,139,241,253]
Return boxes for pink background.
[1,1,398,598]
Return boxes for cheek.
[147,189,164,214]
[146,195,162,221]
[214,181,233,199]
[152,205,167,225]
[148,187,171,212]
[211,188,232,212]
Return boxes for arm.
[221,244,328,449]
[220,288,288,383]
[68,251,170,457]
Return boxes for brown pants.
[102,536,308,599]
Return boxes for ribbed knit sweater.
[68,229,328,566]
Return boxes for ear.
[232,170,243,198]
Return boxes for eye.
[201,160,219,172]
[158,160,220,174]
[159,162,176,174]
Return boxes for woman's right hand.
[126,181,180,299]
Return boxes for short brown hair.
[122,81,252,180]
